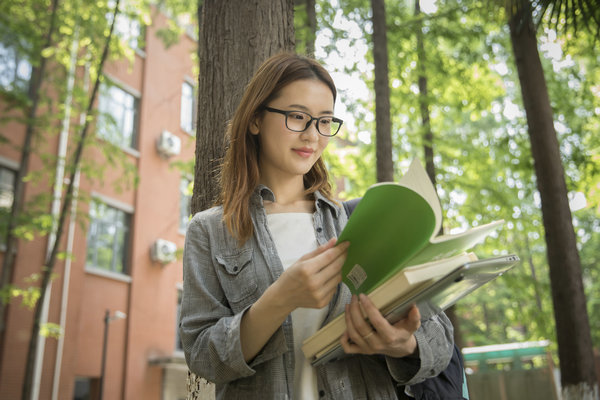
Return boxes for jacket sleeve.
[384,311,455,385]
[178,214,287,384]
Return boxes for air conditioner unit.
[150,239,177,264]
[156,130,181,158]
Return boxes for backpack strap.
[342,197,362,217]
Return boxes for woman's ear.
[249,117,260,135]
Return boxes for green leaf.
[40,323,63,339]
[41,47,55,58]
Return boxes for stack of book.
[302,159,519,366]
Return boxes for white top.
[266,213,328,400]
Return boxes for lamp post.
[99,309,126,400]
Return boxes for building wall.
[122,11,196,400]
[0,11,196,400]
[0,101,66,400]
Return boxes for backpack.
[343,199,469,400]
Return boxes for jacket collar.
[252,184,340,218]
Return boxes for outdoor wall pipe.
[30,26,81,400]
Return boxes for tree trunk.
[509,4,598,398]
[414,4,436,191]
[414,0,464,349]
[191,0,295,214]
[187,1,295,397]
[305,0,316,58]
[370,0,394,182]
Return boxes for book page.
[386,158,442,240]
[408,220,503,266]
[339,184,436,294]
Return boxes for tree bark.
[187,1,295,397]
[370,0,394,182]
[305,0,317,58]
[191,0,295,214]
[414,3,436,191]
[414,0,465,349]
[509,3,598,398]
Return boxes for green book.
[338,158,503,295]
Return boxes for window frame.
[85,194,133,278]
[179,176,192,234]
[96,78,140,151]
[0,159,17,251]
[73,376,101,400]
[175,284,184,353]
[180,79,196,135]
[0,36,32,93]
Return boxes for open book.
[302,158,512,364]
[338,158,503,295]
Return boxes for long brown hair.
[218,53,337,243]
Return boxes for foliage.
[0,0,196,322]
[2,0,597,385]
[315,0,600,351]
[294,0,311,56]
[0,271,57,310]
[40,322,62,339]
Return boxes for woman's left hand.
[340,294,420,358]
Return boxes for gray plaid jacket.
[179,186,454,400]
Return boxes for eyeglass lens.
[286,111,341,136]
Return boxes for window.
[0,40,32,92]
[180,81,196,134]
[86,199,131,274]
[97,81,139,149]
[179,178,192,232]
[175,288,183,352]
[73,376,100,400]
[115,14,144,50]
[106,1,144,51]
[0,166,16,248]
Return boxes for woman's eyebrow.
[287,103,334,114]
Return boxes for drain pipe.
[50,30,87,400]
[30,27,81,400]
[50,167,80,400]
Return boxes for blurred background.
[0,0,598,399]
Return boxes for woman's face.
[251,78,334,185]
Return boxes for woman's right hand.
[274,238,350,311]
[240,238,349,362]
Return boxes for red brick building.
[0,11,196,400]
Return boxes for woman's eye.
[319,118,332,126]
[289,112,307,121]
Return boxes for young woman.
[179,53,454,399]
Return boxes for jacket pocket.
[215,247,258,305]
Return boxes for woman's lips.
[293,148,314,158]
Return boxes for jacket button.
[316,227,323,233]
[319,390,325,397]
[233,266,239,272]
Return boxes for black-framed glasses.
[264,106,343,137]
